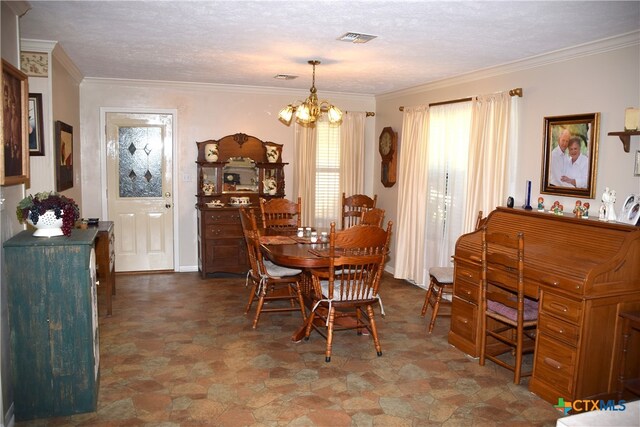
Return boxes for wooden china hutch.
[196,133,286,277]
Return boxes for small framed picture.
[55,120,73,191]
[635,150,640,177]
[618,194,640,225]
[28,93,44,156]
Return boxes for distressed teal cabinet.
[3,229,99,420]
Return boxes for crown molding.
[21,38,56,53]
[377,30,640,101]
[6,1,30,17]
[81,77,373,101]
[52,43,84,84]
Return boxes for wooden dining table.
[260,235,332,341]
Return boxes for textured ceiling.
[19,1,640,95]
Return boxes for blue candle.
[524,180,532,210]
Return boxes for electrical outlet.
[183,174,192,182]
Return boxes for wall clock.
[379,127,397,187]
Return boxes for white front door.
[105,112,174,272]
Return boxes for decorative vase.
[266,146,278,163]
[205,143,219,162]
[27,209,64,237]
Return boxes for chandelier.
[278,60,343,127]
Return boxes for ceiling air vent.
[274,74,298,80]
[337,32,377,44]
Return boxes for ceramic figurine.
[606,189,617,222]
[583,202,590,218]
[573,200,582,216]
[537,197,544,212]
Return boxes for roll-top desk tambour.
[448,207,640,404]
[3,229,100,420]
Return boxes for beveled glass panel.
[118,126,163,198]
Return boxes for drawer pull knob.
[469,255,481,263]
[541,278,560,287]
[465,290,471,295]
[461,271,473,278]
[549,302,568,312]
[544,357,562,370]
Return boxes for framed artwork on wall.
[540,113,600,199]
[1,59,30,186]
[55,120,74,191]
[28,93,44,156]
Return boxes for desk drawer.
[450,296,477,344]
[456,262,480,282]
[454,279,478,304]
[538,312,579,346]
[533,334,577,397]
[540,291,583,325]
[537,273,583,293]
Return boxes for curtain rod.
[346,111,375,117]
[398,87,523,111]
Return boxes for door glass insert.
[118,126,163,197]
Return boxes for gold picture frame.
[540,113,600,199]
[1,59,30,186]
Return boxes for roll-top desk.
[449,207,640,404]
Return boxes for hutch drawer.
[204,224,243,239]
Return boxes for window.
[424,101,472,268]
[314,118,341,229]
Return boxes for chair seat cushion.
[319,280,374,301]
[487,298,538,322]
[429,266,454,283]
[264,260,302,278]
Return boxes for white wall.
[79,80,375,270]
[375,34,640,271]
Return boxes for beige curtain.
[394,106,430,284]
[463,92,512,232]
[292,123,317,226]
[340,111,366,196]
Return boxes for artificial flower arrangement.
[16,191,80,236]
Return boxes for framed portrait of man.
[540,113,600,199]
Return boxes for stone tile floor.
[17,272,562,426]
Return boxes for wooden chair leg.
[428,286,444,333]
[252,294,266,329]
[367,305,382,356]
[325,307,336,362]
[479,313,487,367]
[295,285,307,321]
[245,282,257,314]
[304,311,316,340]
[421,279,434,317]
